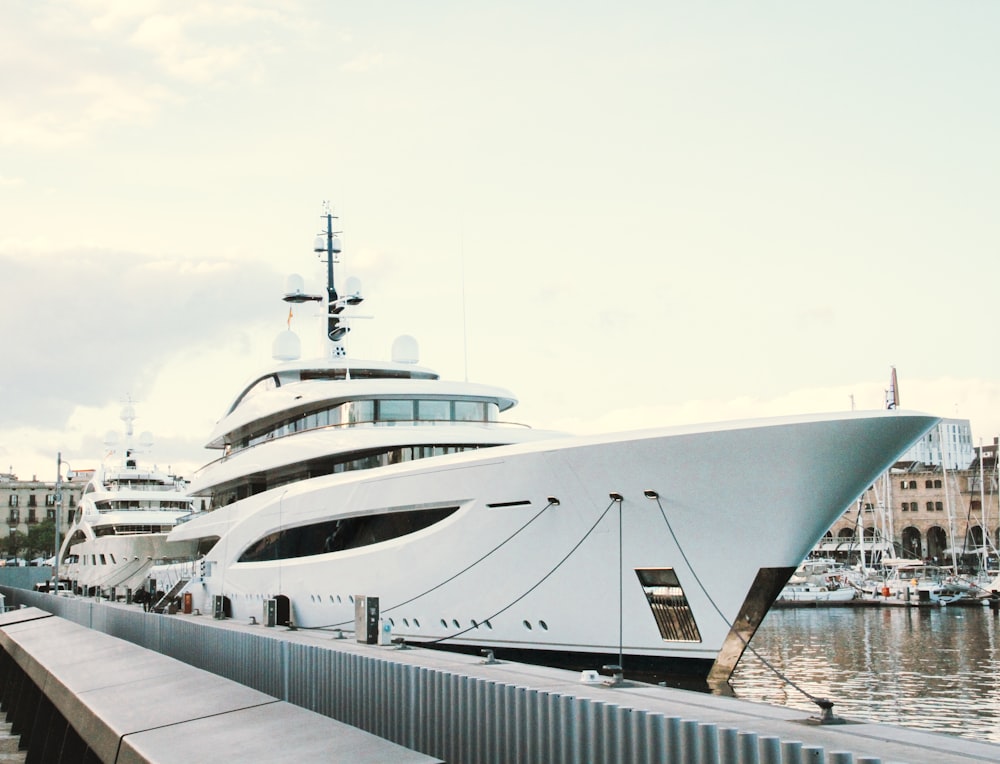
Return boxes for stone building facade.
[0,471,90,560]
[822,436,1000,568]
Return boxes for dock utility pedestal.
[355,595,379,644]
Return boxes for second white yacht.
[59,405,199,597]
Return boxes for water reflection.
[730,606,1000,743]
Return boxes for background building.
[899,417,976,471]
[822,420,999,570]
[0,470,90,562]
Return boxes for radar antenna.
[284,203,364,358]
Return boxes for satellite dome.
[273,330,301,361]
[284,273,306,298]
[391,335,419,364]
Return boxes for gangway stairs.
[151,578,190,613]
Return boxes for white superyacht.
[59,405,198,596]
[167,207,937,683]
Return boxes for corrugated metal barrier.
[0,589,926,763]
[0,606,440,763]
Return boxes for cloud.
[530,377,1000,446]
[0,0,306,147]
[0,248,281,431]
[342,52,386,73]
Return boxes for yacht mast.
[317,204,346,350]
[285,203,364,359]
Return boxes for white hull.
[777,586,856,603]
[61,531,197,595]
[172,410,935,681]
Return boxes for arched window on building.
[926,526,948,561]
[966,525,984,552]
[901,526,922,558]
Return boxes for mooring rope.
[306,497,560,631]
[650,493,834,714]
[421,497,619,645]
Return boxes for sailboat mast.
[943,440,960,571]
[980,439,988,573]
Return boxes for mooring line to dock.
[304,497,561,632]
[649,493,837,717]
[421,497,620,645]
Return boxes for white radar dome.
[391,335,419,364]
[284,273,306,298]
[344,276,362,295]
[272,330,301,361]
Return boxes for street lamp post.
[54,452,70,589]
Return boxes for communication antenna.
[461,224,469,382]
[284,203,364,358]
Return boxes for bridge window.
[417,399,451,420]
[378,400,413,421]
[234,397,503,455]
[348,400,374,424]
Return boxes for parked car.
[32,580,70,593]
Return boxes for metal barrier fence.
[0,608,439,763]
[1,589,887,764]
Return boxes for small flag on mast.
[287,307,293,329]
[887,366,900,409]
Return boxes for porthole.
[414,618,421,628]
[329,595,335,603]
[403,618,410,627]
[523,620,532,630]
[452,619,460,628]
[440,619,448,628]
[485,620,493,630]
[471,620,479,629]
[389,618,395,626]
[539,620,548,631]
[336,595,342,603]
[348,595,355,604]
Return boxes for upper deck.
[207,356,521,451]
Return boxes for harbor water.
[729,604,1000,744]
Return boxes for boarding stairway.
[151,578,189,613]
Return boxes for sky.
[2,1,999,482]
